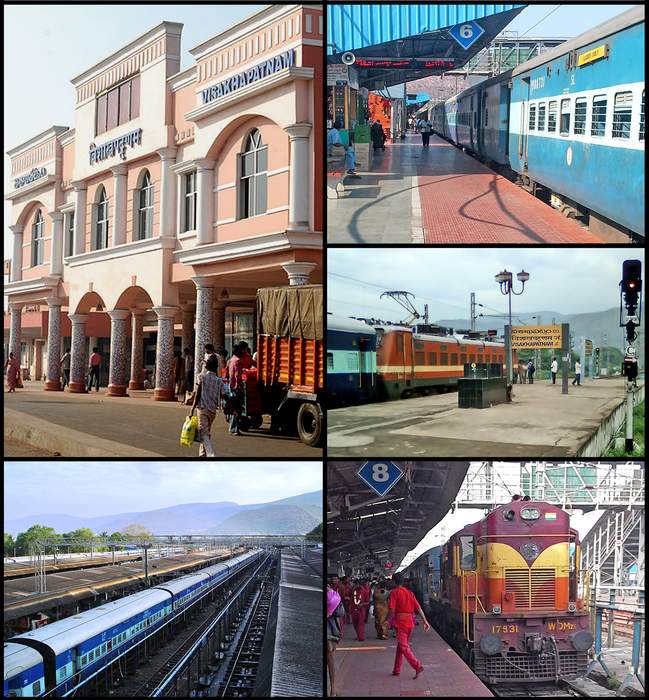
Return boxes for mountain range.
[4,490,322,536]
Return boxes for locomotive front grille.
[479,651,588,682]
[504,568,555,609]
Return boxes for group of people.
[327,573,430,696]
[514,357,582,386]
[327,118,389,179]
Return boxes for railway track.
[491,681,580,697]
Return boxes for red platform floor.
[332,619,493,697]
[417,135,605,244]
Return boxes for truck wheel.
[297,403,322,447]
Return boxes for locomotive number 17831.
[492,624,519,633]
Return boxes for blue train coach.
[327,314,377,405]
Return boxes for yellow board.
[511,324,563,349]
[577,44,608,67]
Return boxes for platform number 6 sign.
[459,24,474,39]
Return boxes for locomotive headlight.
[568,602,577,613]
[492,604,501,614]
[570,630,594,652]
[521,507,541,520]
[480,634,502,656]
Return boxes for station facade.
[4,4,323,398]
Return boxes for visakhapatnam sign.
[89,128,142,165]
[14,167,47,189]
[511,324,563,349]
[201,49,295,104]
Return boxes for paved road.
[4,384,321,458]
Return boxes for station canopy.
[327,4,526,89]
[327,462,469,576]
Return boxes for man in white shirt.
[327,120,358,176]
[551,357,558,385]
[572,360,582,386]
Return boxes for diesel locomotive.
[406,497,593,684]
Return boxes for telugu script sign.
[511,324,563,349]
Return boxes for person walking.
[4,352,21,392]
[551,356,558,385]
[189,354,220,458]
[349,579,367,641]
[420,117,433,148]
[87,347,102,392]
[371,120,386,151]
[388,573,430,678]
[527,359,535,384]
[227,344,244,435]
[183,347,194,393]
[572,360,582,386]
[373,578,390,639]
[173,350,185,396]
[59,348,71,389]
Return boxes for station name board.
[511,325,563,349]
[577,43,608,67]
[89,129,142,165]
[14,167,47,189]
[201,49,295,105]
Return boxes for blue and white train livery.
[3,550,261,697]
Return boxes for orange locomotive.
[375,326,516,400]
[432,496,593,684]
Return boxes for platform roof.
[327,4,526,89]
[327,462,469,576]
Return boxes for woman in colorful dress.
[5,352,20,392]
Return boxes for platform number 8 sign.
[357,460,405,496]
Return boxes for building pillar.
[284,123,312,231]
[158,148,178,237]
[68,314,88,393]
[72,181,87,255]
[8,302,23,359]
[106,309,130,396]
[48,211,64,276]
[44,299,63,391]
[193,277,214,376]
[128,310,145,390]
[213,302,227,351]
[281,262,317,286]
[153,306,179,401]
[9,225,24,282]
[181,307,194,352]
[111,165,128,246]
[196,160,215,245]
[34,338,44,381]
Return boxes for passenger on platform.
[59,348,71,389]
[239,341,254,369]
[349,579,367,641]
[143,369,154,390]
[227,344,244,435]
[339,575,352,625]
[327,583,343,697]
[361,578,372,623]
[327,120,359,177]
[527,359,535,384]
[4,352,21,392]
[371,120,386,151]
[388,572,430,678]
[199,343,217,377]
[418,117,433,148]
[183,348,194,393]
[373,578,390,639]
[519,362,527,383]
[189,354,220,458]
[87,347,102,392]
[173,350,185,396]
[572,360,582,386]
[551,357,558,385]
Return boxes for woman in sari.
[5,352,20,392]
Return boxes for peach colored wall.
[10,137,56,176]
[173,83,196,145]
[61,141,75,183]
[303,44,323,233]
[125,156,162,242]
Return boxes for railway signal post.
[620,259,642,453]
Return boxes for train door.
[469,95,475,151]
[358,337,375,396]
[518,77,531,171]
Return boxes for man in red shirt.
[388,573,430,677]
[87,347,102,392]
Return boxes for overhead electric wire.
[518,5,562,38]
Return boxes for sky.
[3,3,265,258]
[3,462,322,520]
[328,247,645,322]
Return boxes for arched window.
[31,209,44,266]
[94,186,109,250]
[238,129,267,219]
[137,170,154,240]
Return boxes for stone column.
[111,165,128,246]
[213,301,227,351]
[193,277,214,376]
[9,225,24,282]
[48,211,64,276]
[158,148,178,237]
[72,181,87,255]
[8,302,23,359]
[281,262,317,286]
[34,338,45,381]
[196,160,215,245]
[68,314,88,393]
[44,299,62,391]
[181,307,194,352]
[128,310,145,390]
[106,309,130,396]
[284,123,312,231]
[153,306,178,401]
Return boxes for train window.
[528,104,536,131]
[33,681,42,695]
[327,353,334,370]
[537,103,546,131]
[428,352,437,365]
[560,99,571,135]
[440,353,448,366]
[461,353,467,364]
[450,353,458,366]
[415,352,425,365]
[396,334,404,353]
[640,92,645,141]
[459,535,476,570]
[469,354,476,363]
[89,650,95,661]
[548,100,557,132]
[347,353,359,371]
[574,98,587,135]
[612,92,633,139]
[591,95,607,137]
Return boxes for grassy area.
[605,400,645,457]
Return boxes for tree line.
[305,522,322,542]
[4,524,154,557]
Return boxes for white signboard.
[327,64,349,86]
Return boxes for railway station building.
[4,4,323,398]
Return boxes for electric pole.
[470,292,476,331]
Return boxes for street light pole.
[495,269,530,384]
